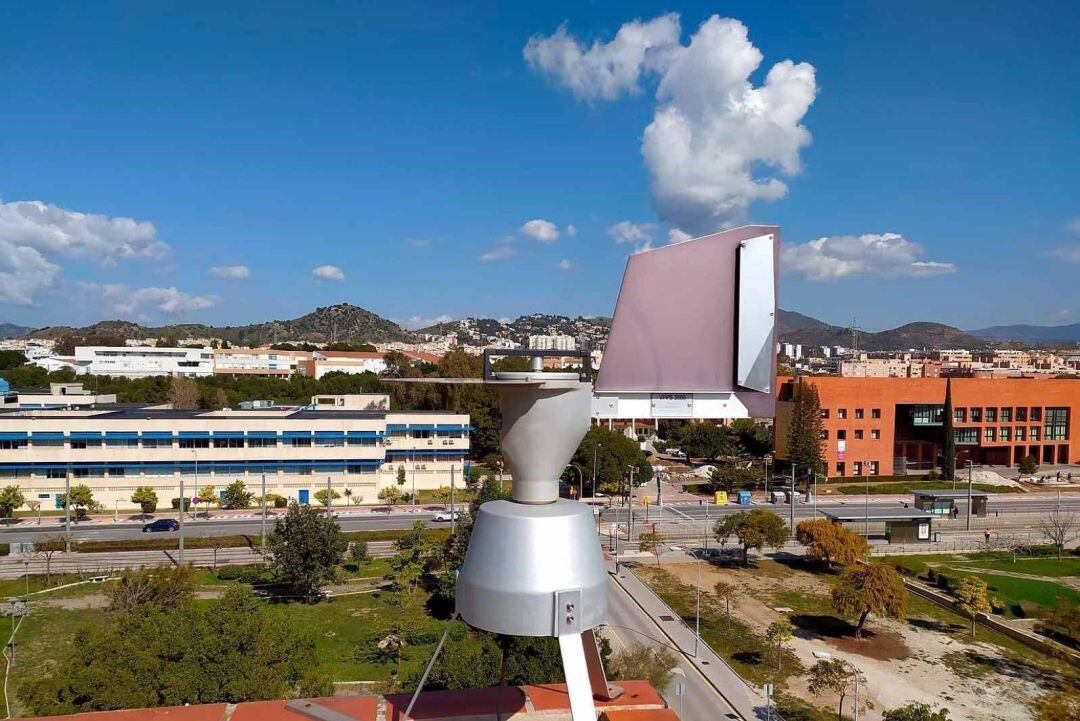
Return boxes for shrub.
[170,497,192,511]
[1019,455,1038,474]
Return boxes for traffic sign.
[674,681,686,697]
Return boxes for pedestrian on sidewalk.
[984,528,991,544]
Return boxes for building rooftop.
[21,681,676,721]
[0,406,464,421]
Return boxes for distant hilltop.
[3,305,1079,351]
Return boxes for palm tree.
[343,488,353,506]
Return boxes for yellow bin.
[714,491,729,505]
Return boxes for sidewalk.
[610,566,761,720]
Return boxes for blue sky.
[1,1,1077,332]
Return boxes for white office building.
[528,335,577,351]
[311,351,387,378]
[0,395,470,511]
[213,348,311,377]
[74,346,214,378]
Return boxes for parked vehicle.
[142,519,179,533]
[432,510,461,523]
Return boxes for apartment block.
[75,346,214,378]
[775,376,1079,477]
[528,335,577,351]
[310,350,387,378]
[213,348,311,377]
[0,394,469,511]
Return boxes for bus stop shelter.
[820,508,934,544]
[912,490,989,518]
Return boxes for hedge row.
[68,527,450,554]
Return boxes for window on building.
[72,468,90,478]
[971,407,982,422]
[836,462,846,476]
[852,461,862,475]
[45,468,66,479]
[871,408,881,419]
[1000,427,1011,441]
[1001,407,1012,422]
[347,437,377,447]
[1045,407,1068,441]
[289,437,312,447]
[1030,426,1040,441]
[867,460,879,476]
[70,439,101,449]
[1031,407,1042,422]
[954,428,978,445]
[984,427,996,442]
[141,438,172,448]
[871,429,880,440]
[31,438,63,448]
[837,409,847,419]
[854,430,864,440]
[0,439,27,450]
[820,409,830,419]
[913,405,944,425]
[1016,407,1028,422]
[246,437,277,448]
[179,438,210,449]
[985,407,997,422]
[854,409,864,420]
[1015,427,1026,441]
[107,467,125,477]
[315,437,345,448]
[212,438,245,449]
[105,438,138,448]
[837,430,847,440]
[954,407,967,423]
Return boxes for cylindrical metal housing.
[455,498,607,636]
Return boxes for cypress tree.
[787,379,825,476]
[942,378,956,481]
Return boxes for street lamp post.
[64,471,71,554]
[966,460,973,531]
[567,463,584,501]
[592,443,599,500]
[864,460,871,538]
[260,472,267,558]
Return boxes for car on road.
[142,519,179,533]
[370,506,392,514]
[432,510,462,523]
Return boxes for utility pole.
[966,460,973,531]
[260,473,268,558]
[449,465,456,535]
[789,464,795,538]
[326,475,332,515]
[64,471,71,554]
[627,465,636,545]
[181,452,192,565]
[864,461,870,538]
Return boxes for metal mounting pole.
[966,460,973,531]
[261,472,268,558]
[64,472,71,554]
[449,465,456,535]
[790,464,795,537]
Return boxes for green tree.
[396,465,407,488]
[197,484,218,516]
[638,530,665,566]
[220,479,254,510]
[60,483,95,520]
[709,464,759,493]
[35,536,66,587]
[786,379,825,475]
[568,426,652,499]
[17,586,324,715]
[105,565,195,613]
[765,619,793,670]
[831,564,908,639]
[387,521,434,594]
[731,418,773,457]
[130,486,158,516]
[681,422,736,462]
[883,702,952,721]
[0,350,27,370]
[1038,510,1079,559]
[314,488,342,507]
[953,576,991,637]
[432,486,451,504]
[266,501,348,601]
[808,658,859,721]
[712,509,788,565]
[349,540,369,566]
[1019,454,1038,475]
[607,643,677,690]
[378,486,403,506]
[343,487,353,506]
[942,378,956,481]
[0,485,26,518]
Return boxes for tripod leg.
[583,627,623,701]
[558,632,598,721]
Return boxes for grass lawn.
[944,570,1078,616]
[961,556,1080,577]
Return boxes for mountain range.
[2,305,1079,350]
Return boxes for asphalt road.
[602,576,737,721]
[0,511,442,543]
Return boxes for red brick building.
[775,376,1079,477]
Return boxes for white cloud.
[555,258,577,271]
[607,221,656,252]
[83,283,215,318]
[1064,218,1080,235]
[479,237,517,262]
[311,265,345,282]
[209,265,250,279]
[566,224,578,237]
[1050,309,1071,322]
[0,200,168,264]
[405,314,454,330]
[0,240,60,305]
[520,219,560,243]
[406,238,431,248]
[668,228,693,244]
[782,233,956,281]
[1049,246,1080,263]
[497,317,512,324]
[526,15,817,233]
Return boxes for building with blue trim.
[0,394,469,511]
